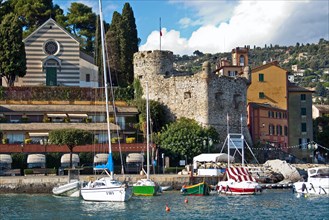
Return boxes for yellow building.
[247,61,288,110]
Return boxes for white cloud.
[139,28,189,55]
[179,17,193,29]
[140,0,329,55]
[170,0,235,27]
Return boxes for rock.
[264,159,301,182]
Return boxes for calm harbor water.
[0,189,328,220]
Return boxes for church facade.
[7,18,99,87]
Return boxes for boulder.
[264,159,301,182]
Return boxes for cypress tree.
[106,3,138,87]
[95,15,103,87]
[121,3,138,86]
[107,11,123,86]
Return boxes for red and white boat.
[217,118,262,195]
[217,166,262,195]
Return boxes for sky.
[53,0,329,55]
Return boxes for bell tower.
[232,47,249,67]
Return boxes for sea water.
[0,189,328,220]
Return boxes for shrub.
[43,117,50,123]
[85,118,92,123]
[20,117,29,123]
[111,137,123,143]
[24,169,34,175]
[24,139,32,144]
[126,137,136,143]
[0,117,8,123]
[2,138,8,144]
[47,168,57,175]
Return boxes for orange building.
[247,103,288,152]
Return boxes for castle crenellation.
[134,50,252,146]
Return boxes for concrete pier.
[1,163,327,194]
[0,174,207,194]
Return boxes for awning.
[67,114,88,118]
[123,131,136,135]
[61,153,80,163]
[126,153,144,163]
[0,154,12,163]
[193,153,234,163]
[27,154,46,163]
[94,153,108,163]
[28,132,49,137]
[47,113,67,117]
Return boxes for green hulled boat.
[132,82,161,197]
[180,181,210,196]
[132,179,161,196]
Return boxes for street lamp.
[162,153,164,174]
[203,138,213,153]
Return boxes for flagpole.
[240,114,243,134]
[227,113,229,134]
[159,17,162,51]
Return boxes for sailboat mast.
[146,82,150,180]
[227,113,230,168]
[99,0,113,178]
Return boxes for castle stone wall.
[134,50,252,147]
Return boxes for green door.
[46,67,57,86]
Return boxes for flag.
[160,30,162,37]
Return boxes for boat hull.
[52,181,81,197]
[293,167,329,196]
[217,180,262,195]
[132,179,161,196]
[181,182,210,196]
[81,186,132,202]
[81,178,132,202]
[132,185,160,196]
[293,182,329,195]
[161,185,172,191]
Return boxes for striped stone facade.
[16,18,98,87]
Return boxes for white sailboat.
[132,82,160,196]
[80,0,132,202]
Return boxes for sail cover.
[226,167,256,182]
[94,152,114,172]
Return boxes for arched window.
[239,55,245,66]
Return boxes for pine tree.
[9,0,53,37]
[66,2,96,54]
[0,13,26,86]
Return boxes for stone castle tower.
[134,50,252,147]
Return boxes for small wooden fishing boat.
[180,181,210,196]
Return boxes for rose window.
[44,40,59,55]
